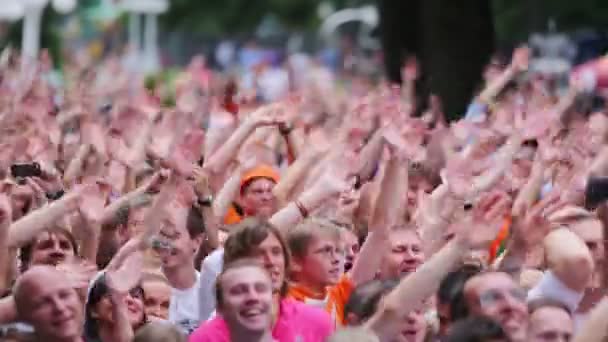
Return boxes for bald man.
[14,266,84,342]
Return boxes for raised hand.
[512,191,563,249]
[143,169,171,194]
[456,191,512,249]
[248,104,286,127]
[511,46,530,72]
[56,260,98,290]
[319,149,359,195]
[77,182,110,222]
[105,252,143,295]
[402,56,420,82]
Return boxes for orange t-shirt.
[287,275,354,327]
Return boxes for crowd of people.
[0,43,607,342]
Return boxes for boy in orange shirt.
[286,218,355,327]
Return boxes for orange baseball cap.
[240,165,280,192]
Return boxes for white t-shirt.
[527,270,584,314]
[199,249,224,321]
[169,271,201,335]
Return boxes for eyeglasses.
[479,288,527,308]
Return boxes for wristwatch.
[197,195,213,207]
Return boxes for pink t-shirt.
[189,298,334,342]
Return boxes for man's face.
[157,204,199,269]
[588,113,608,148]
[465,272,529,341]
[569,218,604,267]
[142,280,171,320]
[22,270,84,340]
[219,266,273,334]
[29,231,76,267]
[528,306,573,342]
[240,178,276,218]
[379,230,424,279]
[250,233,286,293]
[295,232,345,288]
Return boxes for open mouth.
[400,329,419,338]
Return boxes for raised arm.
[350,152,405,285]
[477,46,529,105]
[272,148,321,205]
[366,191,511,340]
[7,192,79,248]
[269,150,357,232]
[204,105,281,175]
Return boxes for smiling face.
[28,230,77,268]
[91,284,146,330]
[218,265,273,334]
[18,267,84,341]
[379,229,424,279]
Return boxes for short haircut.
[444,316,510,342]
[528,298,572,316]
[223,218,290,296]
[186,205,205,238]
[287,217,343,259]
[438,264,482,322]
[133,321,185,342]
[215,259,269,310]
[344,279,399,324]
[19,228,79,273]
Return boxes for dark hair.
[85,273,147,340]
[438,264,481,323]
[444,316,510,342]
[223,218,290,296]
[19,228,79,273]
[186,204,206,238]
[344,279,399,324]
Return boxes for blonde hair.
[288,217,344,259]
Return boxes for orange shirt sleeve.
[329,275,355,326]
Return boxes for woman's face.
[29,231,76,267]
[92,286,146,329]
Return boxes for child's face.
[296,232,345,288]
